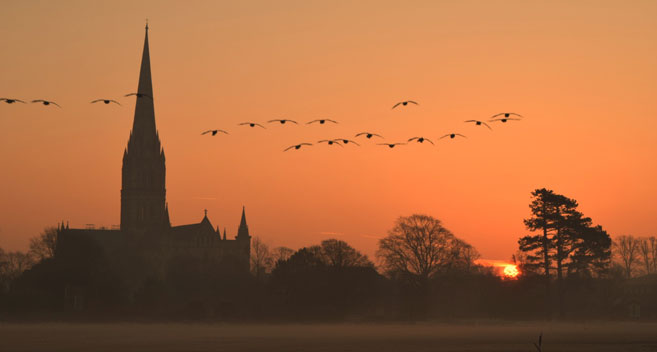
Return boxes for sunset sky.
[1,1,656,262]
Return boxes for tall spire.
[237,206,250,239]
[121,25,167,232]
[131,24,157,143]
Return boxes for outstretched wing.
[201,130,212,135]
[509,113,523,118]
[307,120,319,124]
[347,140,360,146]
[326,119,338,124]
[482,121,492,130]
[407,101,418,105]
[455,134,466,138]
[284,145,295,152]
[91,99,103,104]
[238,122,251,126]
[31,99,45,103]
[439,134,451,139]
[408,137,419,142]
[267,119,281,123]
[110,100,122,105]
[287,119,299,124]
[391,102,401,109]
[217,130,229,134]
[254,123,266,129]
[425,138,435,145]
[491,113,505,118]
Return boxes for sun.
[503,265,520,278]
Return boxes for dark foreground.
[0,322,656,352]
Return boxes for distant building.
[56,25,251,295]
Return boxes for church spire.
[237,206,250,239]
[120,25,167,232]
[131,24,157,143]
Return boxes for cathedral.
[56,25,251,276]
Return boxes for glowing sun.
[503,265,520,278]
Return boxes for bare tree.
[272,246,294,264]
[320,239,372,268]
[377,214,478,286]
[250,236,273,280]
[638,236,657,275]
[28,226,58,262]
[613,235,641,278]
[0,250,34,292]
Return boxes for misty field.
[0,322,656,352]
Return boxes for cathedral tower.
[121,24,169,231]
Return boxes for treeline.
[0,188,654,321]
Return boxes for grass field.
[0,321,656,351]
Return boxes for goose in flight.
[333,139,360,146]
[238,122,266,129]
[408,137,434,145]
[268,119,298,125]
[440,133,466,140]
[91,99,121,106]
[318,140,343,146]
[491,112,523,119]
[284,143,312,151]
[124,92,152,99]
[307,119,338,125]
[355,132,383,139]
[0,98,26,104]
[378,143,406,149]
[31,99,61,107]
[490,117,521,123]
[464,120,492,130]
[392,100,418,109]
[201,129,229,136]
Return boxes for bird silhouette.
[490,118,521,123]
[378,143,406,149]
[408,137,434,145]
[318,140,343,146]
[355,132,383,139]
[201,129,229,136]
[440,133,466,140]
[91,99,121,106]
[284,143,312,151]
[333,139,360,146]
[31,99,61,107]
[0,98,26,104]
[491,112,523,119]
[238,122,266,129]
[392,100,418,109]
[124,92,152,99]
[464,120,492,130]
[267,119,298,125]
[307,119,338,125]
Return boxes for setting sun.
[503,265,520,279]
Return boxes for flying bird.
[408,137,434,145]
[378,143,406,149]
[355,132,383,139]
[333,139,360,146]
[307,119,338,125]
[464,120,492,130]
[267,119,298,125]
[238,122,266,129]
[124,92,152,99]
[440,133,466,140]
[0,98,26,104]
[91,99,121,106]
[284,143,312,151]
[490,118,521,123]
[491,112,523,119]
[201,129,229,136]
[31,99,61,107]
[318,140,343,146]
[392,100,418,109]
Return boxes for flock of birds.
[1,96,524,151]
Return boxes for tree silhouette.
[613,235,641,278]
[637,236,657,275]
[28,227,58,263]
[377,214,479,288]
[250,237,273,281]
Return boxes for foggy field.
[1,322,656,352]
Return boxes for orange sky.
[1,1,656,262]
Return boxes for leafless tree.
[0,250,34,292]
[250,237,273,280]
[377,214,479,286]
[272,246,294,264]
[638,236,657,275]
[319,239,373,268]
[613,235,641,278]
[28,226,58,262]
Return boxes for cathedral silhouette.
[56,25,251,278]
